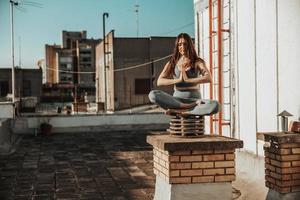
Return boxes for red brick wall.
[153,147,236,184]
[264,143,300,193]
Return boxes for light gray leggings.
[148,90,219,116]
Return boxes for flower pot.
[40,123,52,136]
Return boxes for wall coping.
[147,133,243,151]
[263,132,300,144]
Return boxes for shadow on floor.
[0,131,156,200]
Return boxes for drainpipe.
[254,0,258,155]
[200,11,205,98]
[275,0,279,131]
[103,12,109,112]
[235,0,241,140]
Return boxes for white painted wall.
[12,113,169,134]
[278,0,300,121]
[256,0,277,133]
[235,0,257,153]
[0,102,14,119]
[194,0,300,154]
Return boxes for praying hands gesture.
[181,67,190,83]
[157,55,212,86]
[180,59,212,84]
[179,58,194,83]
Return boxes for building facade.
[44,30,100,101]
[0,68,42,100]
[45,44,60,84]
[45,31,99,85]
[77,39,98,87]
[96,30,175,111]
[56,48,73,83]
[194,0,300,155]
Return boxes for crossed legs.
[148,90,196,110]
[148,90,219,116]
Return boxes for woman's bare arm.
[157,62,183,86]
[182,61,212,84]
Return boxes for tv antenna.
[9,0,42,104]
[133,3,139,37]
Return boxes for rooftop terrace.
[0,131,267,200]
[0,131,155,200]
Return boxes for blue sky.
[0,0,195,68]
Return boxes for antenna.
[19,36,21,68]
[9,0,42,106]
[133,3,139,37]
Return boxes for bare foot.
[165,108,189,115]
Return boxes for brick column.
[72,102,88,112]
[147,134,243,200]
[264,132,300,200]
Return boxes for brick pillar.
[264,132,300,200]
[72,102,88,112]
[147,134,243,200]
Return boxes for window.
[23,80,31,97]
[61,77,67,81]
[67,38,71,49]
[135,78,152,95]
[81,57,91,62]
[67,64,72,70]
[60,64,67,69]
[80,51,91,55]
[60,57,72,63]
[0,81,9,97]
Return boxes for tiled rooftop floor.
[0,131,155,200]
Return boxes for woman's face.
[178,37,187,56]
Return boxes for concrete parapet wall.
[12,113,169,134]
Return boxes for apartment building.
[44,31,100,101]
[96,30,175,111]
[45,31,100,85]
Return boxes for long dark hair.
[164,33,204,77]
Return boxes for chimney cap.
[277,110,293,117]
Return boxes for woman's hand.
[179,70,184,82]
[182,61,212,84]
[171,72,183,84]
[182,58,191,70]
[182,69,189,82]
[180,58,191,82]
[157,61,179,86]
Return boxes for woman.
[148,33,219,116]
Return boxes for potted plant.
[40,118,53,136]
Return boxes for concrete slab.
[233,150,268,200]
[154,176,232,200]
